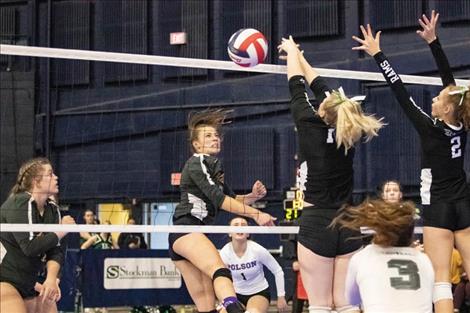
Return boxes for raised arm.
[279,36,327,124]
[417,10,455,87]
[352,24,434,132]
[278,36,303,81]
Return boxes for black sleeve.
[6,197,60,257]
[288,75,324,125]
[45,245,64,266]
[223,182,236,199]
[187,157,227,208]
[429,38,455,87]
[374,52,434,133]
[309,76,331,105]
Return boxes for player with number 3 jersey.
[332,200,434,313]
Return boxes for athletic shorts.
[297,208,362,258]
[0,278,38,299]
[236,287,271,306]
[422,198,470,231]
[168,214,205,261]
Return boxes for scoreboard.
[283,188,303,221]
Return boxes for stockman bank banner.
[104,257,182,289]
[80,250,192,307]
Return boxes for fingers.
[351,46,366,51]
[375,30,382,42]
[418,18,428,30]
[367,23,373,36]
[351,35,367,51]
[422,13,431,25]
[360,25,368,38]
[56,288,62,302]
[352,35,366,44]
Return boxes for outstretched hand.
[277,35,301,60]
[352,24,382,57]
[417,10,439,44]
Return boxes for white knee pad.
[308,306,331,313]
[336,305,361,313]
[433,282,453,303]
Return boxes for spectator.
[117,218,147,250]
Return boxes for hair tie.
[325,87,366,104]
[448,86,469,106]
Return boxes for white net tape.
[0,224,423,234]
[1,44,469,86]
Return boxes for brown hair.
[444,85,470,129]
[331,199,416,247]
[9,157,51,196]
[188,109,230,151]
[322,91,384,153]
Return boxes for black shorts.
[0,278,38,299]
[168,214,205,261]
[297,208,362,258]
[236,287,271,306]
[422,198,470,231]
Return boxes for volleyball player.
[380,180,403,204]
[0,158,75,313]
[352,11,470,313]
[168,109,276,313]
[332,199,434,312]
[278,36,384,313]
[219,216,288,313]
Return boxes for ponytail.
[322,91,384,153]
[447,85,470,129]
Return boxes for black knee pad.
[212,267,232,282]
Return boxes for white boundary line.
[0,223,423,234]
[1,44,469,86]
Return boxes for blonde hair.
[322,91,384,153]
[331,199,416,247]
[445,85,470,129]
[10,157,51,196]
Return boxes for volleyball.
[227,28,268,67]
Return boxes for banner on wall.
[81,249,192,307]
[104,257,181,289]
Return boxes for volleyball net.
[0,43,466,237]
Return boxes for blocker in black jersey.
[289,75,354,210]
[289,75,362,257]
[374,38,469,230]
